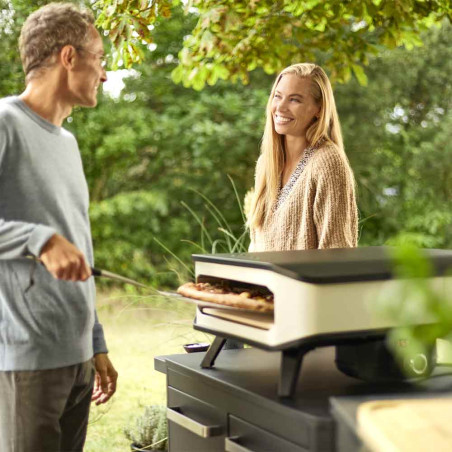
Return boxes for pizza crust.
[177,282,274,312]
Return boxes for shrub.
[124,405,168,451]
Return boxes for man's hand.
[92,353,118,405]
[39,234,91,281]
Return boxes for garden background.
[1,0,451,450]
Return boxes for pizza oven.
[190,246,452,397]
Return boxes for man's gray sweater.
[0,96,107,371]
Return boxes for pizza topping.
[177,280,274,312]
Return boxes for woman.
[248,63,358,251]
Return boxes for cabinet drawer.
[227,415,308,452]
[167,387,226,451]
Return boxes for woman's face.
[271,73,320,138]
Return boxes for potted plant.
[124,404,168,451]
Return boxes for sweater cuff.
[26,225,57,257]
[93,321,108,355]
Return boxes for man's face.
[68,25,107,108]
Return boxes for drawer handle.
[225,437,255,452]
[167,407,223,438]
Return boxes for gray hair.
[19,2,95,83]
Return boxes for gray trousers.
[0,360,94,452]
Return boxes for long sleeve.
[312,151,358,249]
[93,310,108,355]
[0,118,56,259]
[0,219,56,259]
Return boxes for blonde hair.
[19,2,95,84]
[248,63,352,229]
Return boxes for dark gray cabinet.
[166,387,226,451]
[227,415,307,452]
[155,346,452,452]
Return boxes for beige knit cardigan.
[249,144,358,252]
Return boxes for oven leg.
[278,346,312,398]
[201,336,227,368]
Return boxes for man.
[0,3,118,451]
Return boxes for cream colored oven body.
[194,261,452,349]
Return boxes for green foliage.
[67,5,262,288]
[376,245,452,371]
[1,3,450,291]
[182,177,250,255]
[93,0,175,70]
[94,0,451,88]
[124,404,168,451]
[337,21,452,249]
[154,176,250,282]
[89,190,169,286]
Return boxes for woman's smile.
[274,114,294,124]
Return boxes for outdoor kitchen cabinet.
[166,387,226,451]
[156,347,336,452]
[156,346,452,452]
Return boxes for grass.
[84,290,211,452]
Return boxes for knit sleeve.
[312,149,358,249]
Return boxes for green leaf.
[351,63,368,86]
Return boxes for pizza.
[177,281,274,312]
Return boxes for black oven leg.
[201,336,227,368]
[278,346,313,398]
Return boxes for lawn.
[84,291,211,451]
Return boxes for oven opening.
[197,275,274,299]
[196,275,274,327]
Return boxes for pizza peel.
[25,256,271,313]
[25,255,150,289]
